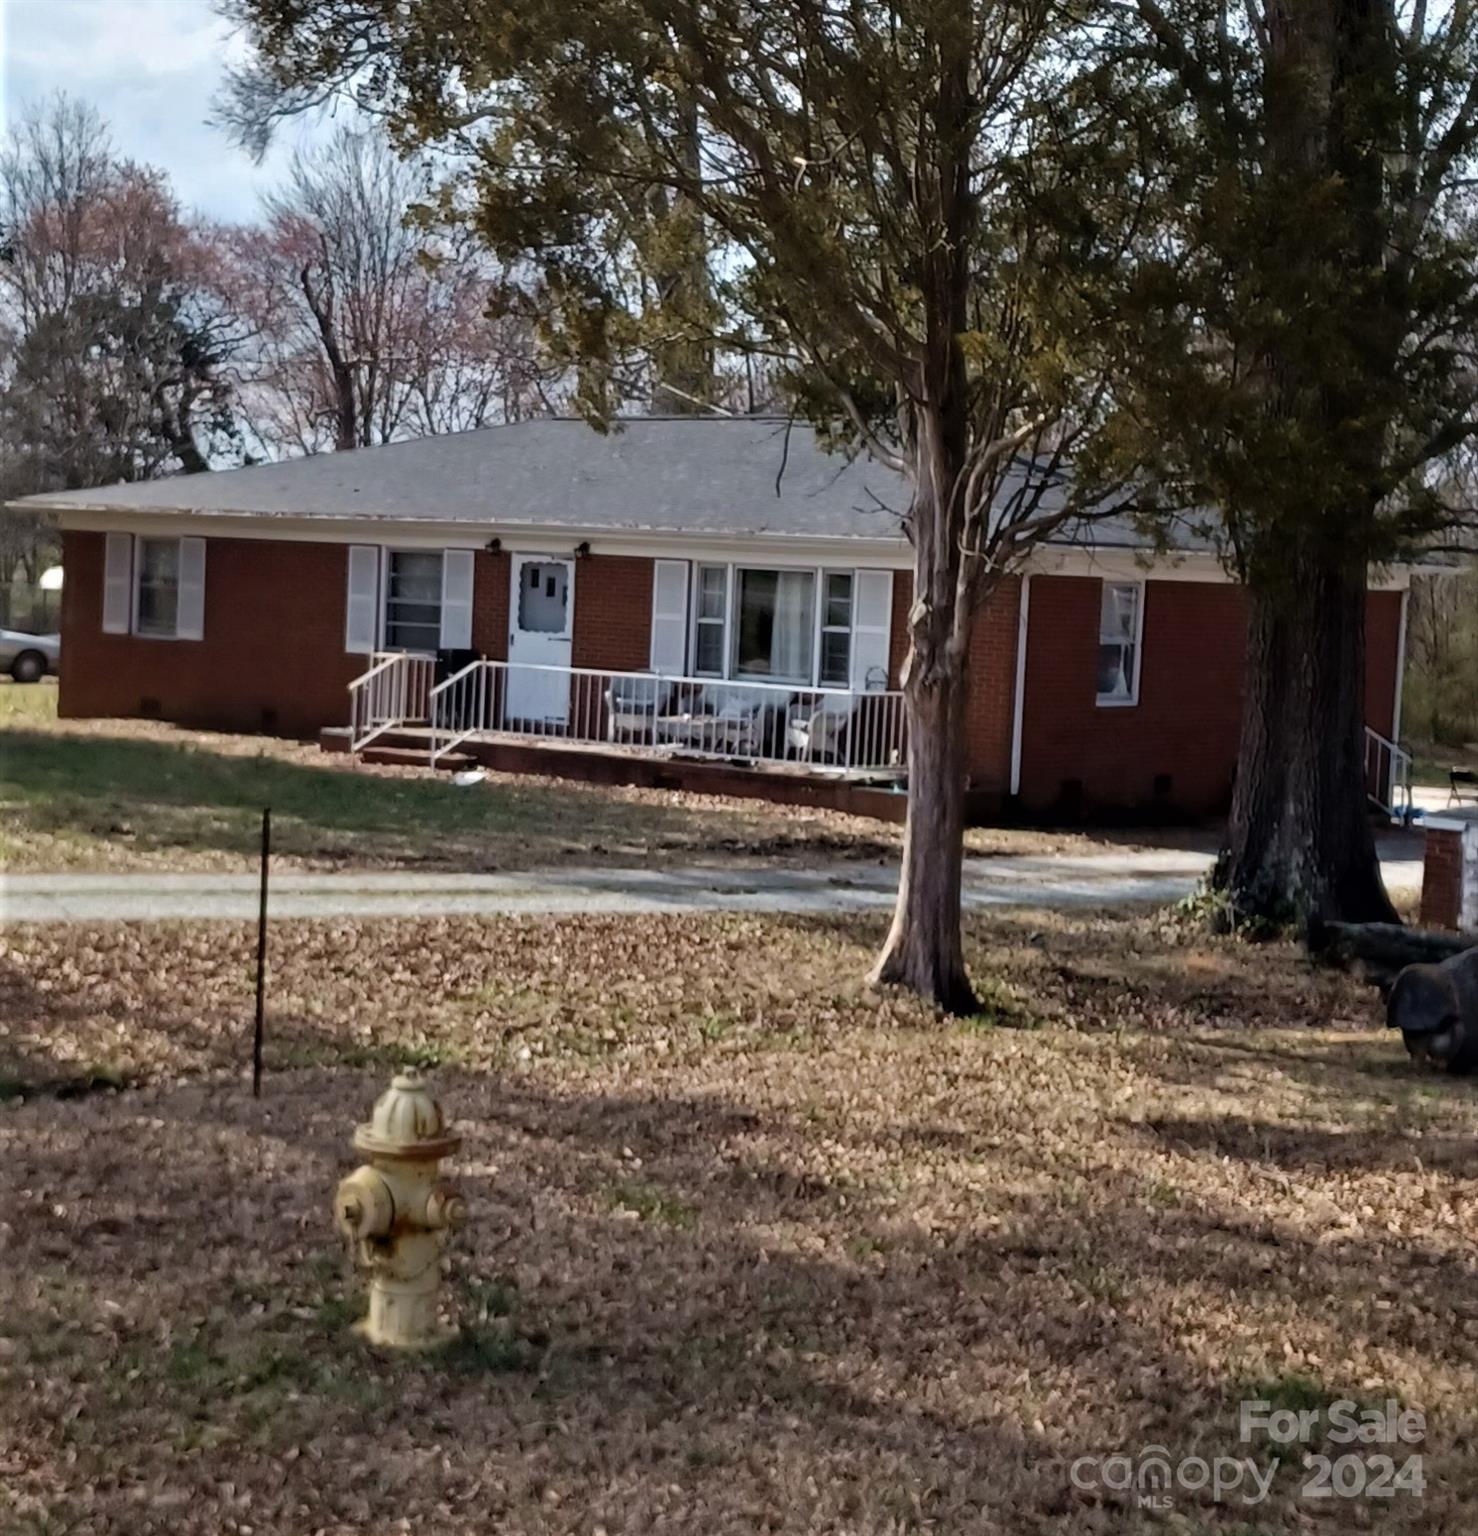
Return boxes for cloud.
[1,0,330,222]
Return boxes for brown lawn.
[2,906,1473,1532]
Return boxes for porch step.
[358,744,475,772]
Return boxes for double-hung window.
[108,533,205,640]
[134,538,180,637]
[683,563,886,690]
[1096,581,1143,706]
[820,572,854,686]
[694,564,728,675]
[384,549,443,652]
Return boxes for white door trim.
[506,552,576,724]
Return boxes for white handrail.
[348,652,437,752]
[1364,724,1413,823]
[425,659,907,779]
[428,659,488,766]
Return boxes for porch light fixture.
[484,537,502,553]
[573,540,591,559]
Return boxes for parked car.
[0,628,60,682]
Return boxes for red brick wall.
[58,530,362,737]
[470,549,511,660]
[572,556,654,671]
[1018,577,1247,816]
[888,571,911,689]
[474,553,654,670]
[887,569,1020,794]
[1014,578,1409,817]
[1364,589,1403,739]
[57,530,1412,816]
[965,578,1021,795]
[1421,827,1463,929]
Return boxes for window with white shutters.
[649,559,690,673]
[102,533,132,635]
[345,546,379,654]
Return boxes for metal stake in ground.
[253,807,271,1097]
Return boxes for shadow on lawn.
[5,1066,1471,1531]
[1138,1113,1478,1176]
[0,725,741,872]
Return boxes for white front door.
[506,555,574,724]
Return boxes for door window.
[518,562,569,634]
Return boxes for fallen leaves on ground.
[2,907,1475,1532]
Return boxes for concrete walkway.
[0,844,1423,924]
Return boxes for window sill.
[1095,695,1140,709]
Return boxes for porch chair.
[786,695,852,764]
[785,667,890,767]
[604,675,675,744]
[1449,767,1478,806]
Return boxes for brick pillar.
[1421,823,1467,929]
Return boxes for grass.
[0,682,1207,874]
[2,904,1476,1530]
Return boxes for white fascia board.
[1024,543,1413,590]
[1024,545,1227,583]
[52,505,1418,588]
[53,507,915,568]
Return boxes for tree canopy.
[221,0,1172,1007]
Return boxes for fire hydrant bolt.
[334,1070,464,1349]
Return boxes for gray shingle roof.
[13,414,1212,553]
[16,416,911,541]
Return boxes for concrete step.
[358,743,475,772]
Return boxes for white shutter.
[176,537,206,641]
[851,569,893,691]
[102,532,132,634]
[345,545,379,654]
[440,548,475,650]
[650,559,689,673]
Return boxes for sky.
[1,0,330,223]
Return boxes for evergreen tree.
[222,0,1158,1009]
[1100,0,1478,926]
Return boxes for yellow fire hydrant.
[334,1069,467,1349]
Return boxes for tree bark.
[1311,919,1473,990]
[870,398,978,1015]
[1213,546,1398,927]
[870,659,976,1013]
[869,26,981,1014]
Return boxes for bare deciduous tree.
[232,127,551,455]
[0,95,249,583]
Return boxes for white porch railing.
[427,660,908,778]
[1364,725,1413,823]
[348,652,437,751]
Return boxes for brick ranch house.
[17,416,1413,823]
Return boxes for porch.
[341,651,910,798]
[337,652,1415,828]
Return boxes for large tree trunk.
[1213,547,1397,927]
[870,400,978,1015]
[869,34,980,1013]
[870,659,976,1013]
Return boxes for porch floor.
[320,725,915,823]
